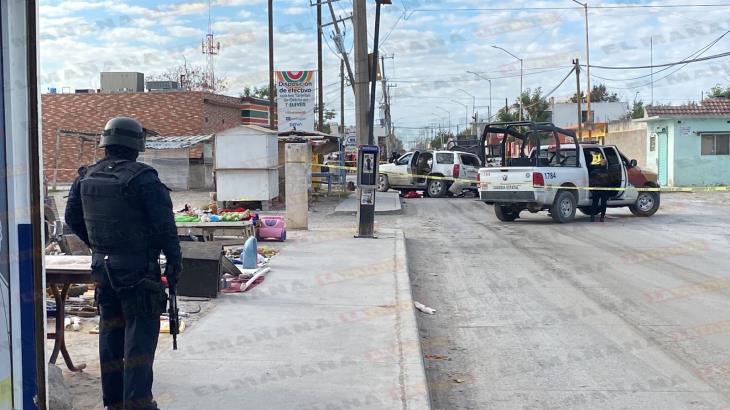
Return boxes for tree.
[708,84,730,98]
[314,103,338,134]
[497,88,551,122]
[147,64,228,92]
[570,83,619,103]
[628,100,645,119]
[496,105,520,122]
[241,86,272,99]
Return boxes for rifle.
[167,274,179,350]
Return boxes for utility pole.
[317,0,324,132]
[353,0,369,146]
[340,60,345,135]
[574,58,583,140]
[268,0,275,130]
[354,0,372,238]
[380,55,396,157]
[326,0,356,93]
[650,36,654,105]
[572,0,591,128]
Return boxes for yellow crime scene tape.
[316,164,730,193]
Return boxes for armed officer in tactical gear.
[65,117,182,410]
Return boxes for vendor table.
[44,255,94,372]
[176,220,256,241]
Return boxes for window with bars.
[701,134,730,155]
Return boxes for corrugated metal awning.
[145,135,213,150]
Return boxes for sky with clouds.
[39,0,730,146]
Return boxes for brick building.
[241,96,275,127]
[41,91,241,184]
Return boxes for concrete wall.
[605,120,647,167]
[551,101,629,128]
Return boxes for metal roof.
[145,134,213,150]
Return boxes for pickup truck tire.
[377,174,390,192]
[551,190,577,223]
[630,191,660,217]
[494,205,519,222]
[427,179,447,198]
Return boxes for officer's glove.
[164,262,183,284]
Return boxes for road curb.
[332,192,404,215]
[391,228,432,410]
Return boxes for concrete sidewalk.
[153,228,429,410]
[334,191,402,215]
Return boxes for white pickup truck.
[477,122,660,223]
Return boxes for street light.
[451,100,469,137]
[433,108,450,148]
[492,45,523,120]
[457,88,476,135]
[466,71,492,122]
[572,0,592,127]
[435,106,451,133]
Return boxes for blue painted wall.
[645,117,730,186]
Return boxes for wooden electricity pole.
[353,0,370,145]
[317,1,324,132]
[574,58,583,140]
[268,0,275,130]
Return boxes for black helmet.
[99,117,146,152]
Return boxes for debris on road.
[414,301,436,314]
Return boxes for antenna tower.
[201,0,220,91]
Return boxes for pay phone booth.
[356,145,379,238]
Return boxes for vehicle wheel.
[494,205,519,222]
[578,206,600,216]
[376,174,390,192]
[551,190,577,223]
[427,179,447,198]
[630,191,660,217]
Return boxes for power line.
[587,50,730,70]
[409,3,730,13]
[591,30,730,81]
[388,67,568,84]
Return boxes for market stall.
[45,255,94,372]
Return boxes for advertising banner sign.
[276,71,316,132]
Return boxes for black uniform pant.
[97,283,162,410]
[592,190,610,217]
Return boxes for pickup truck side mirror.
[629,159,638,168]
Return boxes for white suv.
[377,150,482,198]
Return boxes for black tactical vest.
[80,159,155,272]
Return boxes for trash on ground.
[160,318,186,334]
[414,301,436,315]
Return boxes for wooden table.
[176,220,256,241]
[45,255,94,372]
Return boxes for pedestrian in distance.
[65,117,182,410]
[589,152,610,222]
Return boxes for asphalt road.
[397,193,730,410]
